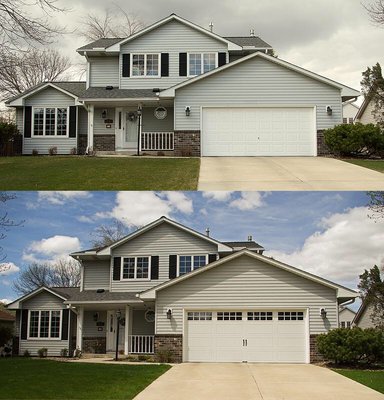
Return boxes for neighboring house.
[342,99,359,124]
[5,14,360,157]
[355,97,382,125]
[353,300,378,329]
[0,309,15,331]
[338,306,355,328]
[7,216,358,363]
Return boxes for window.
[248,312,273,321]
[122,256,150,279]
[131,54,160,77]
[28,310,61,339]
[217,312,242,321]
[32,107,68,137]
[278,311,304,321]
[178,255,207,275]
[187,312,212,321]
[188,53,217,76]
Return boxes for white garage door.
[202,107,316,156]
[186,311,307,363]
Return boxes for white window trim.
[177,254,208,277]
[31,107,69,138]
[130,53,161,78]
[121,256,152,281]
[27,309,62,340]
[187,52,218,77]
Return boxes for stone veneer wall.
[317,130,331,156]
[83,337,106,354]
[174,131,200,157]
[310,334,324,363]
[154,334,183,363]
[78,134,115,154]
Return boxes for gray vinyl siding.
[83,310,107,337]
[142,107,174,132]
[83,261,110,290]
[78,107,88,135]
[23,87,77,154]
[94,107,115,135]
[20,291,69,356]
[89,56,119,87]
[356,305,376,328]
[16,108,24,136]
[132,310,155,335]
[174,56,342,131]
[120,20,228,89]
[156,254,338,335]
[111,223,218,292]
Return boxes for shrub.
[0,122,18,144]
[23,350,31,357]
[32,149,39,156]
[324,123,384,157]
[37,348,48,358]
[0,326,13,346]
[73,348,82,358]
[70,147,77,155]
[48,146,57,156]
[60,348,68,357]
[155,347,173,363]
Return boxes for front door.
[106,311,125,352]
[115,108,138,150]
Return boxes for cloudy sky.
[43,0,384,97]
[1,191,383,307]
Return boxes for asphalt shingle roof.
[50,287,138,302]
[0,309,15,321]
[223,241,264,249]
[80,87,158,99]
[225,36,272,48]
[77,38,123,51]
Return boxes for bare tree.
[0,48,71,100]
[90,219,129,248]
[80,5,144,41]
[364,0,384,25]
[12,259,81,295]
[367,191,384,221]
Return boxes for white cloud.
[97,191,194,227]
[267,207,384,287]
[0,299,13,304]
[0,263,20,276]
[202,192,234,202]
[77,215,94,223]
[230,192,264,210]
[38,191,91,205]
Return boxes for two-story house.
[8,216,357,363]
[5,14,359,157]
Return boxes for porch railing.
[141,132,174,151]
[129,335,155,354]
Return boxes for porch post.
[76,307,84,352]
[124,305,130,355]
[87,104,94,152]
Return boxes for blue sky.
[1,191,383,306]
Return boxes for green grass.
[0,156,200,190]
[343,159,384,173]
[0,358,170,399]
[333,369,384,394]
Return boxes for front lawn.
[0,358,170,399]
[333,369,384,394]
[343,159,384,173]
[0,156,200,190]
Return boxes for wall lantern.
[166,308,172,320]
[185,106,191,117]
[320,308,327,319]
[101,109,107,119]
[93,312,99,322]
[137,106,142,117]
[326,106,333,116]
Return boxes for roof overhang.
[139,250,358,301]
[6,286,67,310]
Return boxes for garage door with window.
[185,310,306,363]
[202,107,316,156]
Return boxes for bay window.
[28,310,61,339]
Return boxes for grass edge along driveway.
[0,358,171,399]
[333,368,384,394]
[0,156,200,190]
[342,159,384,173]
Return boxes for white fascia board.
[6,287,67,309]
[106,14,242,52]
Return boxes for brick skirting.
[310,334,324,363]
[317,130,331,156]
[174,131,200,157]
[83,337,106,354]
[78,134,115,154]
[154,334,183,363]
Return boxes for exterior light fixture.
[137,106,143,156]
[101,109,107,119]
[166,309,172,319]
[320,308,327,319]
[185,106,191,117]
[137,106,142,116]
[326,106,333,116]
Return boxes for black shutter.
[218,52,227,67]
[61,309,69,340]
[179,53,187,76]
[21,309,28,340]
[122,54,130,77]
[24,106,32,138]
[169,255,177,279]
[69,106,77,138]
[151,256,159,279]
[208,254,217,264]
[113,257,121,281]
[161,53,169,77]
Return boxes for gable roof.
[77,38,123,52]
[5,81,86,107]
[0,309,15,321]
[355,96,373,120]
[223,241,264,251]
[159,51,360,100]
[140,249,358,301]
[352,299,372,325]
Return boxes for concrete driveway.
[134,363,384,400]
[198,157,384,190]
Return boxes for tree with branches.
[367,191,384,221]
[12,259,81,295]
[90,219,129,248]
[364,0,384,25]
[361,63,384,126]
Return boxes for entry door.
[115,109,138,149]
[106,311,125,352]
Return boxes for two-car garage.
[185,310,308,363]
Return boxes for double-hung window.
[32,107,68,137]
[188,53,217,76]
[28,310,61,339]
[132,54,160,77]
[178,255,207,276]
[122,256,150,280]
